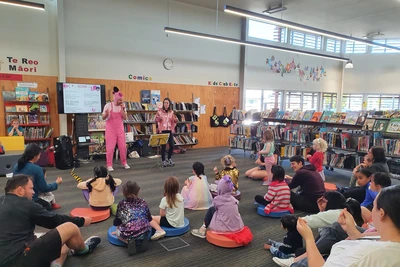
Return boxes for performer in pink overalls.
[102,87,130,171]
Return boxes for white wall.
[64,0,241,85]
[245,46,343,93]
[0,0,58,76]
[343,53,400,94]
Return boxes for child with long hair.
[37,168,61,209]
[191,176,252,245]
[254,165,294,214]
[151,176,184,240]
[77,165,122,210]
[113,181,164,255]
[264,215,303,259]
[307,137,328,181]
[245,129,275,185]
[181,162,213,210]
[214,155,239,193]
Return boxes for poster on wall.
[151,90,160,105]
[141,90,150,104]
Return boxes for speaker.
[53,135,73,170]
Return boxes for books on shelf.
[2,91,16,101]
[386,118,400,133]
[289,110,301,120]
[373,119,389,132]
[276,111,285,119]
[88,114,106,130]
[356,112,367,126]
[310,111,323,122]
[344,111,360,125]
[5,106,17,112]
[15,105,28,112]
[15,87,30,101]
[320,111,334,122]
[302,110,315,121]
[363,118,375,130]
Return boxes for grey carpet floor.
[0,147,352,267]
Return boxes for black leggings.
[254,195,271,206]
[204,206,216,228]
[161,130,174,161]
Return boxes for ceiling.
[175,0,400,39]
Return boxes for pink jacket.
[155,109,177,133]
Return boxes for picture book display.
[302,110,315,121]
[386,118,400,133]
[344,111,360,125]
[320,111,334,122]
[373,120,389,132]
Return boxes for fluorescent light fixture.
[345,60,354,69]
[0,0,45,10]
[263,6,287,14]
[165,27,349,62]
[224,5,400,52]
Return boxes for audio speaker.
[53,135,73,170]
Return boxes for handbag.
[219,106,230,127]
[210,106,220,127]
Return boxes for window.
[303,93,319,111]
[342,94,363,111]
[345,42,367,54]
[248,19,286,43]
[326,39,341,53]
[367,95,400,111]
[262,90,282,110]
[245,90,262,111]
[322,93,337,111]
[285,92,302,110]
[289,30,321,49]
[371,39,400,53]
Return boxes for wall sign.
[17,82,38,88]
[4,56,39,73]
[128,74,153,81]
[0,73,23,81]
[208,81,238,87]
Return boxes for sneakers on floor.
[191,227,206,239]
[71,236,101,256]
[107,166,114,172]
[150,230,166,241]
[123,164,131,170]
[167,159,175,166]
[162,160,169,167]
[272,257,294,267]
[51,203,61,209]
[262,181,270,186]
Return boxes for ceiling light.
[263,6,287,14]
[345,60,354,69]
[224,5,400,52]
[0,0,45,11]
[164,27,349,62]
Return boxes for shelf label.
[17,82,38,88]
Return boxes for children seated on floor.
[349,154,373,187]
[181,162,213,210]
[191,175,252,246]
[213,155,239,193]
[76,165,122,210]
[264,215,303,259]
[150,176,184,240]
[113,181,152,256]
[254,165,294,215]
[38,168,61,209]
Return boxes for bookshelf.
[3,87,53,148]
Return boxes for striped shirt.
[264,181,294,214]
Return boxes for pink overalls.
[105,103,127,167]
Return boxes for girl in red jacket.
[307,138,328,181]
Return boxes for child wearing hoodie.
[191,175,252,246]
[77,165,122,209]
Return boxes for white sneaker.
[272,257,294,267]
[150,230,166,241]
[123,164,130,170]
[107,166,114,172]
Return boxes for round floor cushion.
[70,207,110,223]
[211,190,241,201]
[161,217,190,237]
[257,206,291,218]
[206,231,243,248]
[108,226,127,246]
[324,182,337,192]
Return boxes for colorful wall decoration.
[266,56,326,83]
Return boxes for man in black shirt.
[0,175,101,267]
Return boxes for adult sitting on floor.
[285,156,325,214]
[293,185,400,267]
[0,175,101,267]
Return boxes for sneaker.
[123,164,131,170]
[191,228,206,239]
[139,238,149,253]
[262,181,270,186]
[150,230,166,241]
[167,159,175,166]
[107,166,114,172]
[272,257,294,267]
[52,203,61,209]
[162,161,169,167]
[72,236,101,256]
[266,239,273,246]
[127,239,137,256]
